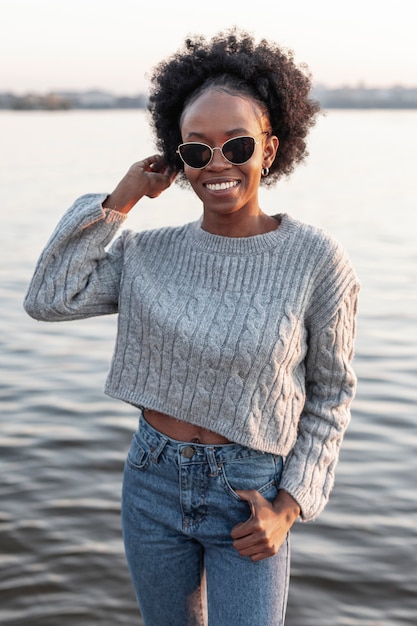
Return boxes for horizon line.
[1,83,417,97]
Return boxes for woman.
[24,29,360,626]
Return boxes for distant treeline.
[1,86,417,110]
[313,85,417,109]
[0,91,148,110]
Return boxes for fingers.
[148,155,168,173]
[232,520,279,562]
[125,155,177,199]
[231,490,287,562]
[230,490,268,546]
[129,155,175,177]
[142,154,176,177]
[147,156,178,191]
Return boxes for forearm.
[280,286,359,521]
[24,194,125,321]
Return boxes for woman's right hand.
[103,155,177,214]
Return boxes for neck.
[201,212,279,238]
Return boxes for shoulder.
[280,214,360,322]
[282,214,345,255]
[281,214,357,277]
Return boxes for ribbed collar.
[188,214,298,255]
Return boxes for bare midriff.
[143,409,231,444]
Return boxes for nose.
[208,146,231,169]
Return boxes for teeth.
[206,181,239,191]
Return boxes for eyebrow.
[184,128,250,141]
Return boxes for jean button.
[182,446,195,458]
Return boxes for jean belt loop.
[206,447,219,477]
[151,436,169,462]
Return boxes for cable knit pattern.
[24,193,359,521]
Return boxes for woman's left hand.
[231,489,300,562]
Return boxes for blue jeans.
[122,413,290,626]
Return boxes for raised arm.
[24,156,176,322]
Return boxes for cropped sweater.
[24,193,360,521]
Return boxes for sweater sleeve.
[279,239,360,522]
[23,193,128,321]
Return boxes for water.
[1,109,416,625]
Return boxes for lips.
[204,180,240,191]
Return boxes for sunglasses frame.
[176,132,269,169]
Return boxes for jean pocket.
[126,433,150,470]
[220,454,282,502]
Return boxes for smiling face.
[179,89,278,236]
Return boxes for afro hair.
[148,28,321,186]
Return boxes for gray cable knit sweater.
[24,193,360,521]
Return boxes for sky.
[1,0,416,95]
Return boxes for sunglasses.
[176,132,269,169]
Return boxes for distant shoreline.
[1,85,417,110]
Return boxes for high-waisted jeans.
[121,413,290,626]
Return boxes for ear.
[263,135,279,168]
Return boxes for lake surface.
[1,109,416,625]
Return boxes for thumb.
[235,489,263,516]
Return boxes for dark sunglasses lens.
[179,144,212,168]
[223,136,255,164]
